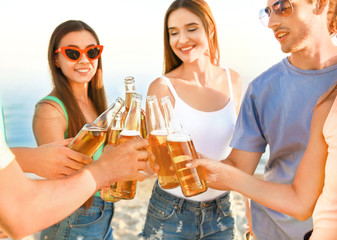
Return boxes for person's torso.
[312,94,337,239]
[234,58,337,239]
[160,68,237,201]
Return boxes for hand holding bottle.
[88,138,149,191]
[160,96,208,197]
[186,158,238,191]
[68,97,124,159]
[146,95,179,189]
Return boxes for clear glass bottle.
[68,97,124,159]
[111,94,143,200]
[146,95,179,189]
[122,76,147,138]
[160,96,208,197]
[100,112,123,202]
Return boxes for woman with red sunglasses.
[32,20,114,240]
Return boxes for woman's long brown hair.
[48,20,107,208]
[48,20,107,138]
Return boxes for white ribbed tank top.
[161,68,237,201]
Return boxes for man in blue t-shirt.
[220,1,336,240]
[226,0,337,239]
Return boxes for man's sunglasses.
[55,45,103,62]
[259,0,293,27]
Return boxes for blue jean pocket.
[70,204,105,228]
[40,197,114,240]
[146,198,177,221]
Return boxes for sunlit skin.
[33,30,101,151]
[148,8,241,115]
[266,0,337,70]
[33,30,98,178]
[147,8,241,174]
[55,30,98,87]
[184,1,337,239]
[267,0,315,54]
[168,8,210,65]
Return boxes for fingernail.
[186,163,192,167]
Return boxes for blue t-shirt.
[230,58,337,240]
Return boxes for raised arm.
[11,139,91,178]
[189,98,329,220]
[0,138,149,239]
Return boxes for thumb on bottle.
[186,159,199,168]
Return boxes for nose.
[267,10,280,29]
[178,31,189,44]
[78,52,90,63]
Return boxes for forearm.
[227,167,313,220]
[10,147,37,173]
[221,149,262,175]
[0,161,96,238]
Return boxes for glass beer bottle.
[122,76,147,138]
[146,95,179,189]
[111,94,143,200]
[100,113,123,202]
[68,97,125,159]
[160,96,208,197]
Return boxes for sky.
[0,0,286,92]
[0,0,288,149]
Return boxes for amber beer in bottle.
[111,94,143,200]
[160,96,208,197]
[100,113,123,202]
[122,76,147,138]
[68,97,124,159]
[106,112,123,147]
[68,123,106,159]
[146,95,179,189]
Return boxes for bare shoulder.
[34,98,65,119]
[147,77,171,98]
[33,98,67,144]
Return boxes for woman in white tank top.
[139,1,242,239]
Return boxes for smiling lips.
[180,45,194,53]
[275,31,288,41]
[75,68,90,73]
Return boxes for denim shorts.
[139,181,235,240]
[40,196,114,240]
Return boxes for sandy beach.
[20,175,248,240]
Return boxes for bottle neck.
[146,96,167,135]
[124,81,136,110]
[125,91,135,110]
[161,97,184,135]
[93,98,124,129]
[123,97,142,134]
[111,113,122,130]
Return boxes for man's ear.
[314,0,328,15]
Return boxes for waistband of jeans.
[152,181,230,210]
[82,195,114,209]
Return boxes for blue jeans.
[139,182,235,240]
[40,196,114,240]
